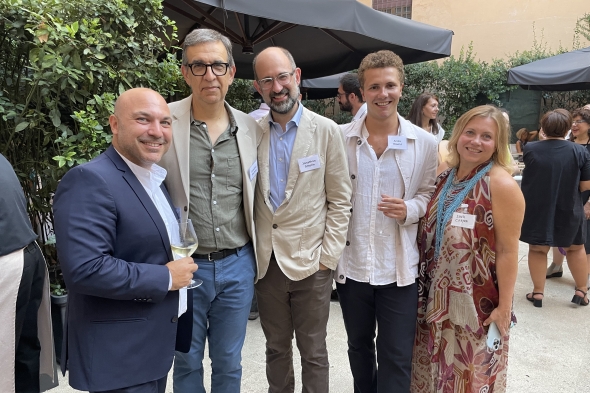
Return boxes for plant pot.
[50,294,67,366]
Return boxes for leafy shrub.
[0,0,186,277]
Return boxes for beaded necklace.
[434,161,493,258]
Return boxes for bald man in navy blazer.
[53,88,197,393]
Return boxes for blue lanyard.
[434,161,493,258]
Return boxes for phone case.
[486,322,501,351]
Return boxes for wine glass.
[170,219,202,289]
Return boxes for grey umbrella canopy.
[507,46,590,91]
[163,0,453,79]
[300,72,346,99]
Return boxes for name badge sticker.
[298,154,321,173]
[388,135,408,150]
[451,212,476,229]
[249,160,258,181]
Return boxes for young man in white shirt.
[335,51,437,393]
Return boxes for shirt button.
[272,224,278,229]
[351,174,356,179]
[345,240,350,246]
[212,149,215,153]
[357,140,362,145]
[213,201,217,205]
[216,228,220,232]
[203,124,207,129]
[279,158,283,162]
[212,174,216,178]
[280,137,283,141]
[339,275,344,279]
[172,316,178,323]
[280,179,284,182]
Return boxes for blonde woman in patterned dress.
[411,105,525,393]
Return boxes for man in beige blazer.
[252,47,352,393]
[159,29,262,393]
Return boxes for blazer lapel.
[105,146,173,261]
[171,97,192,208]
[234,110,254,182]
[258,116,272,210]
[283,107,315,202]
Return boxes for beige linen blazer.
[159,96,262,279]
[255,105,352,281]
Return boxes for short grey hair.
[252,47,296,81]
[182,28,234,67]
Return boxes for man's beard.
[268,87,299,115]
[339,99,352,113]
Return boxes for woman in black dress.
[545,107,590,287]
[521,109,590,307]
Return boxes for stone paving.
[51,242,590,392]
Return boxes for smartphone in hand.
[486,322,501,351]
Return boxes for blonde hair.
[446,105,512,174]
[515,128,528,141]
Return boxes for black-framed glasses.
[257,70,296,90]
[573,120,588,124]
[186,62,230,76]
[336,92,347,99]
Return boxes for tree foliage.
[0,0,186,278]
[574,12,590,47]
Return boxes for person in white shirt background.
[335,50,437,393]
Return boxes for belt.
[24,241,39,254]
[192,247,241,261]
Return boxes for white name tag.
[451,212,476,229]
[249,160,258,181]
[388,135,408,150]
[298,154,321,173]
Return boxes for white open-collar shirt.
[117,151,188,315]
[340,122,404,285]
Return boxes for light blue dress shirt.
[268,102,304,211]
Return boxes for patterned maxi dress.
[411,163,515,393]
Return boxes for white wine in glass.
[171,219,202,289]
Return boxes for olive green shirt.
[188,106,249,253]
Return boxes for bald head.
[252,47,301,120]
[109,88,172,168]
[252,47,296,81]
[114,88,168,116]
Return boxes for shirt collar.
[350,113,417,141]
[114,148,167,191]
[190,102,238,136]
[268,101,303,129]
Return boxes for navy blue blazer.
[53,146,191,391]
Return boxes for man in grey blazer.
[252,47,352,393]
[159,29,262,393]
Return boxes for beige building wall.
[357,0,372,7]
[412,0,590,61]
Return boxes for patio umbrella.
[507,46,590,91]
[163,0,453,79]
[301,72,347,99]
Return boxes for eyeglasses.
[573,120,588,124]
[336,92,347,98]
[185,62,230,77]
[257,70,296,91]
